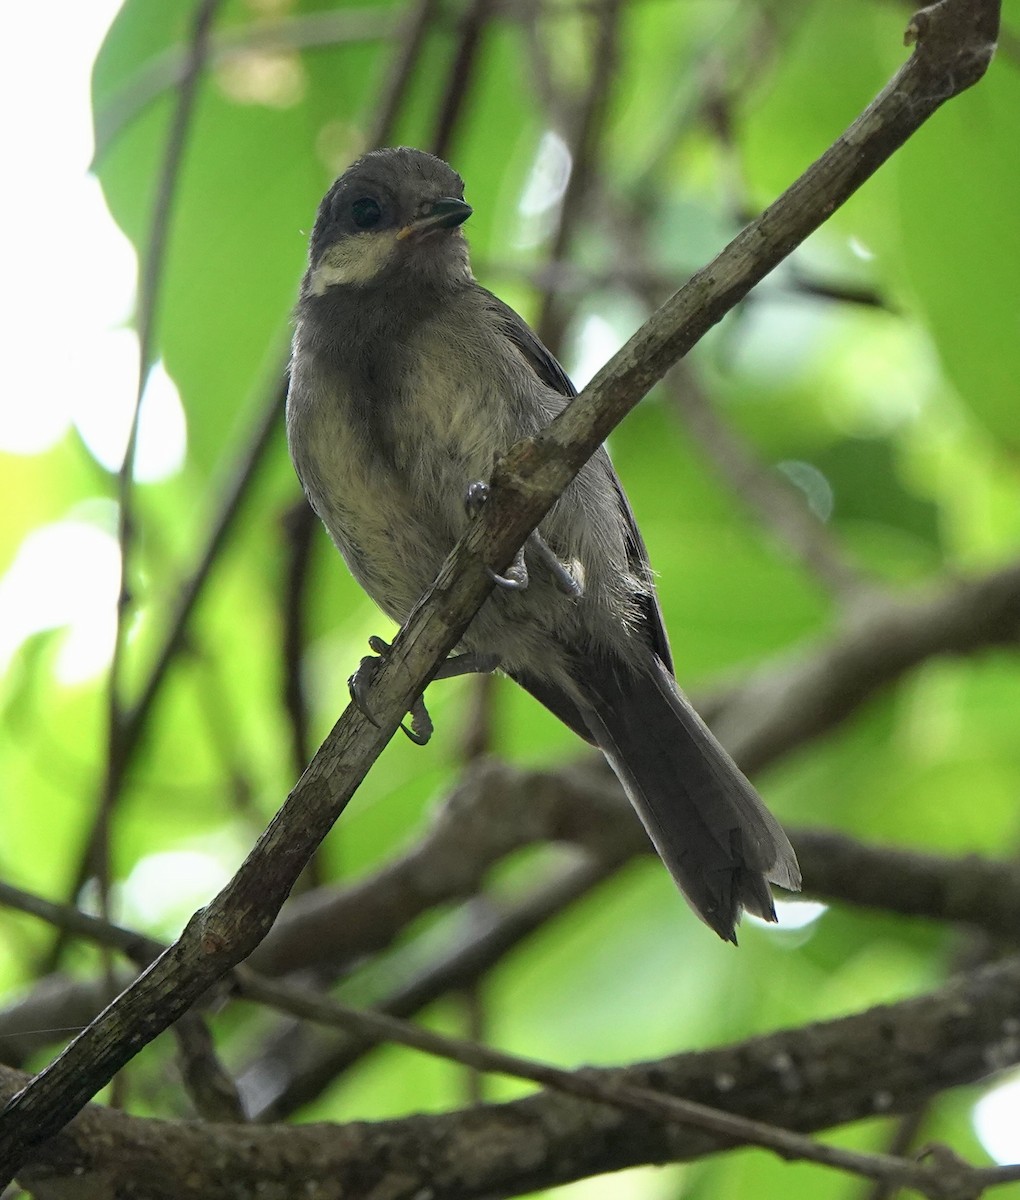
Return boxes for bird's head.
[305,147,473,297]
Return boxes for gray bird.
[286,146,800,941]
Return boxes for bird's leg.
[434,651,501,679]
[465,480,582,598]
[529,530,584,598]
[348,636,499,746]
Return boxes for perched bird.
[286,146,800,941]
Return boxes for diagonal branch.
[0,0,1000,1180]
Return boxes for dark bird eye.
[351,197,382,229]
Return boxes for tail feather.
[577,653,800,942]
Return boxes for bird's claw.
[348,654,382,727]
[465,479,582,597]
[402,695,434,745]
[466,480,527,590]
[349,636,435,745]
[464,479,491,518]
[487,545,529,591]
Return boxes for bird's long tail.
[576,653,800,941]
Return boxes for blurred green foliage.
[2,0,1019,1195]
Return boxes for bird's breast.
[286,313,518,618]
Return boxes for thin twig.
[431,0,496,161]
[280,500,315,780]
[54,373,286,968]
[244,855,621,1121]
[373,0,441,143]
[83,0,224,938]
[277,0,446,873]
[92,8,399,164]
[536,0,621,348]
[171,1014,246,1123]
[69,0,223,1118]
[663,364,870,598]
[229,967,1020,1200]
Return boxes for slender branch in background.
[195,655,264,829]
[783,267,893,311]
[373,0,441,143]
[0,883,242,1123]
[483,257,894,313]
[696,35,769,231]
[663,365,870,598]
[715,558,1020,775]
[83,0,224,932]
[91,0,612,165]
[125,381,287,756]
[243,855,621,1121]
[171,1013,245,1124]
[59,5,224,1101]
[0,883,163,965]
[220,968,1020,1200]
[435,0,518,1059]
[281,0,501,878]
[459,672,498,761]
[431,0,496,161]
[51,375,287,972]
[632,6,781,196]
[0,1,1000,1180]
[536,0,621,349]
[458,984,487,1105]
[520,0,566,126]
[92,8,399,163]
[633,35,872,601]
[595,168,870,601]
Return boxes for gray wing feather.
[481,287,673,672]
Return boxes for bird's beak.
[396,197,473,241]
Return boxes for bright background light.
[0,3,188,683]
[973,1070,1020,1165]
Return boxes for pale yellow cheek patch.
[310,231,399,292]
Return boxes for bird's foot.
[529,530,584,598]
[465,480,529,590]
[465,480,582,598]
[348,636,434,745]
[464,479,492,518]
